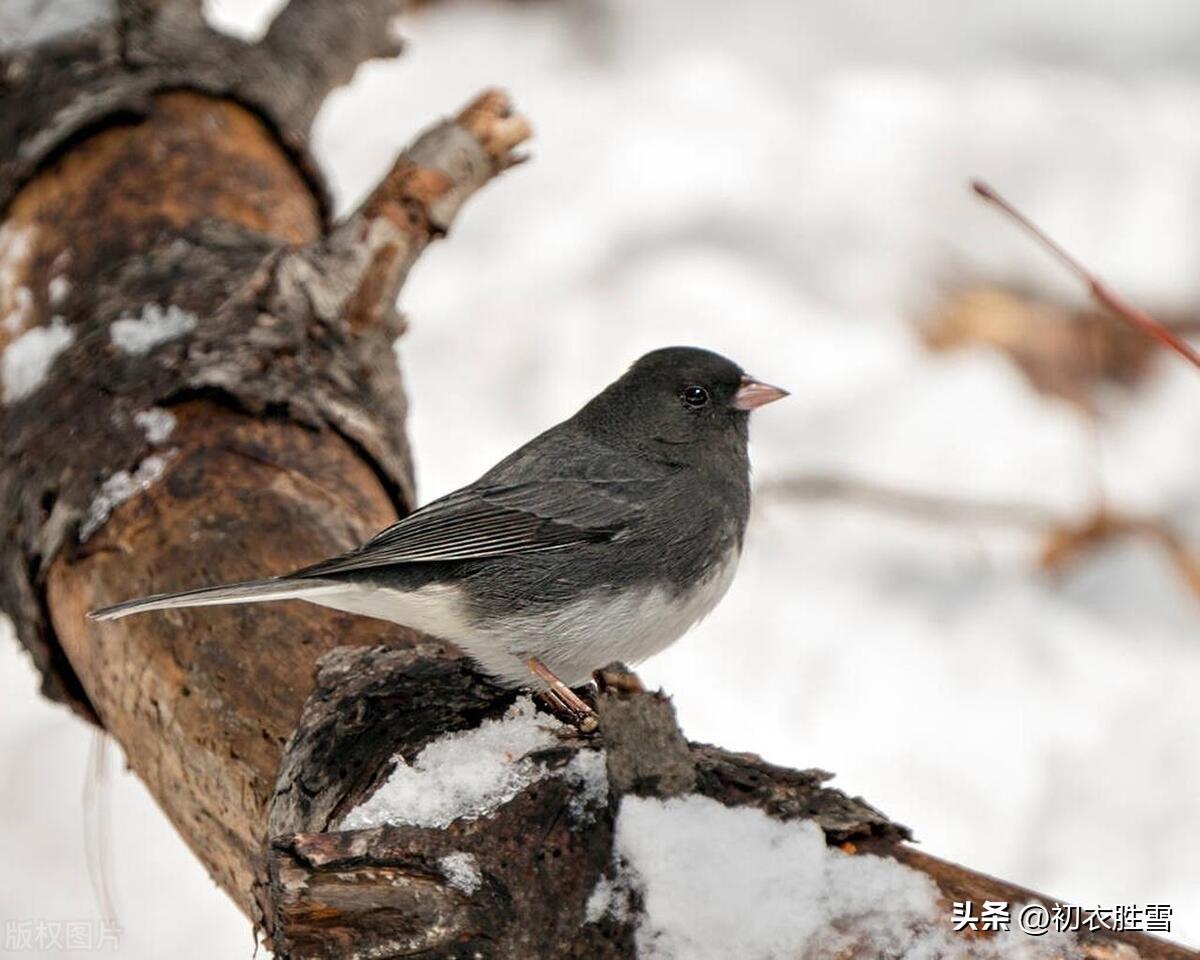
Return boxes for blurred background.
[4,0,1200,954]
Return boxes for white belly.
[302,548,741,689]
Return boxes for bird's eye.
[682,385,709,407]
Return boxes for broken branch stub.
[323,88,534,334]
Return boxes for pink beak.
[732,375,789,411]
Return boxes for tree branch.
[260,647,1194,959]
[759,473,1063,529]
[0,0,408,215]
[0,64,527,919]
[260,647,908,957]
[316,88,532,334]
[760,473,1200,600]
[972,180,1200,371]
[258,0,407,139]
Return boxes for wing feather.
[291,480,645,578]
[291,417,681,579]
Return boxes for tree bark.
[1,3,1195,958]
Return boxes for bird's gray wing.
[291,474,668,578]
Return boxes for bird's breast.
[488,544,742,684]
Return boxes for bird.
[90,346,787,728]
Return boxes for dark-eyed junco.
[91,347,786,727]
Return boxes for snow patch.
[134,407,177,445]
[438,852,482,895]
[9,288,34,331]
[2,297,28,334]
[0,223,36,286]
[338,698,560,830]
[0,223,38,334]
[109,304,197,355]
[1,318,74,402]
[591,795,1076,959]
[80,453,175,541]
[562,748,609,824]
[585,875,630,925]
[48,274,71,308]
[202,0,286,41]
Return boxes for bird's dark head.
[577,346,787,461]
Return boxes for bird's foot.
[537,688,599,734]
[527,657,599,733]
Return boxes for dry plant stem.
[1041,510,1200,597]
[971,180,1200,370]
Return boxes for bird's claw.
[527,656,599,733]
[593,662,645,695]
[537,688,599,733]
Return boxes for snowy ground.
[4,0,1200,955]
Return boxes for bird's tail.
[87,577,336,622]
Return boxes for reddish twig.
[971,180,1200,371]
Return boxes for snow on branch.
[261,645,1189,959]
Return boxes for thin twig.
[758,474,1063,529]
[971,180,1200,371]
[761,472,1200,599]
